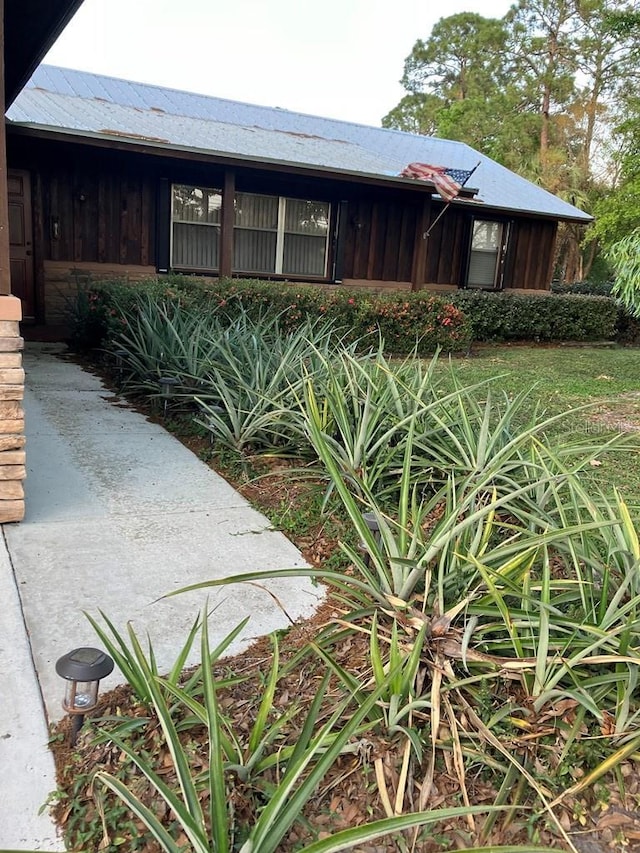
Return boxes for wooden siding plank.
[398,205,415,282]
[341,201,356,278]
[72,173,83,262]
[332,200,349,283]
[381,202,400,281]
[219,170,234,277]
[32,171,46,323]
[353,200,371,279]
[543,222,558,289]
[156,178,170,273]
[58,169,74,262]
[97,175,107,263]
[523,221,537,290]
[81,175,98,262]
[140,178,151,267]
[128,179,142,264]
[436,212,455,283]
[411,198,429,290]
[424,206,444,283]
[366,202,379,280]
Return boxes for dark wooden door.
[8,170,35,321]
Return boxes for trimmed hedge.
[549,280,640,345]
[450,290,619,343]
[69,275,632,353]
[69,276,473,355]
[550,280,615,297]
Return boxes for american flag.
[400,163,476,202]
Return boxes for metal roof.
[8,65,592,222]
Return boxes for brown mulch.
[50,593,640,853]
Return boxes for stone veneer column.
[0,295,25,523]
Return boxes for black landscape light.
[113,348,129,383]
[56,647,114,744]
[360,511,382,566]
[158,376,181,415]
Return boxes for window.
[467,220,508,289]
[234,193,330,277]
[170,185,331,277]
[171,185,222,271]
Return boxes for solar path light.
[55,647,114,744]
[360,511,382,567]
[113,348,128,383]
[158,376,181,416]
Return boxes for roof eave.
[4,1,85,106]
[8,121,592,222]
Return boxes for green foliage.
[85,609,246,708]
[69,276,473,357]
[45,336,640,850]
[173,361,640,842]
[549,280,640,344]
[383,2,640,281]
[591,174,640,250]
[192,313,347,454]
[83,607,511,853]
[67,275,211,351]
[450,290,618,342]
[607,229,640,318]
[550,279,614,296]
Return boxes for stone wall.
[0,296,25,523]
[43,260,157,326]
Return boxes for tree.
[383,1,640,282]
[587,10,640,253]
[505,0,580,178]
[382,13,513,155]
[607,230,640,314]
[399,12,510,102]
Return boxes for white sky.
[44,0,512,127]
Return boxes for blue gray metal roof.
[8,65,592,222]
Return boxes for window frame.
[170,183,223,273]
[464,217,511,290]
[168,182,333,280]
[233,192,331,278]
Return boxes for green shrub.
[550,279,614,296]
[549,282,640,345]
[68,276,472,355]
[615,306,640,345]
[71,276,631,353]
[67,276,211,351]
[450,290,618,342]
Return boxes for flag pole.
[424,161,482,241]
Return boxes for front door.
[8,170,35,321]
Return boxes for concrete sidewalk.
[0,344,322,850]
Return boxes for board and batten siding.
[342,198,418,283]
[43,166,156,267]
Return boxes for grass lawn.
[434,345,640,503]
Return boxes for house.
[0,2,85,522]
[6,65,591,331]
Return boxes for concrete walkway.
[0,344,322,851]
